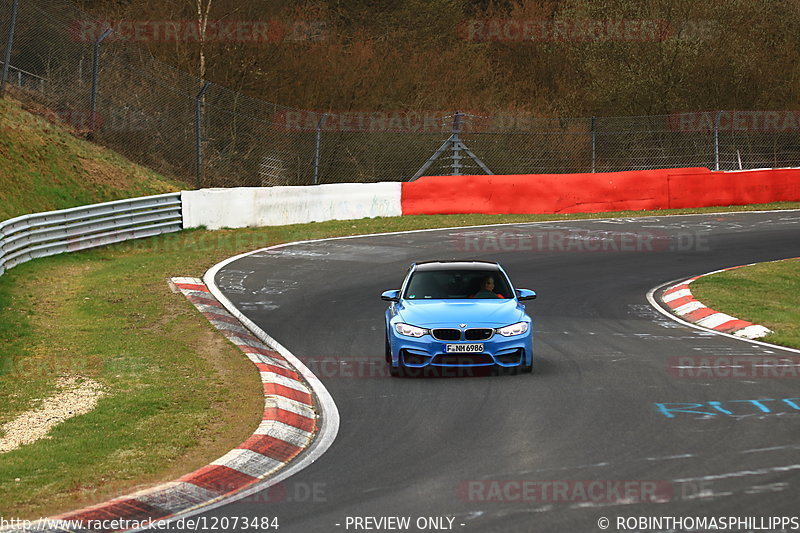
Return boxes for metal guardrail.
[0,193,183,277]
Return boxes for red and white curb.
[660,266,772,340]
[4,278,325,533]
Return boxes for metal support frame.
[195,82,211,188]
[410,111,493,181]
[451,112,463,175]
[89,27,113,136]
[0,0,19,98]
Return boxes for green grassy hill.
[0,97,183,221]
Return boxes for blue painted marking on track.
[656,398,800,418]
[708,401,733,415]
[655,403,715,418]
[784,398,800,410]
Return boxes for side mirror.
[381,289,400,302]
[516,289,537,301]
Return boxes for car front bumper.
[388,327,533,369]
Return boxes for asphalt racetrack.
[200,211,800,533]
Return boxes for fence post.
[312,113,326,185]
[89,27,113,138]
[714,110,721,171]
[0,0,19,98]
[195,82,211,188]
[451,111,463,175]
[591,116,596,173]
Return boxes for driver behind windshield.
[471,275,505,299]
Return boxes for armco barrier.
[401,167,800,215]
[0,193,183,277]
[0,183,403,276]
[182,182,402,229]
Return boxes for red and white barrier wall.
[402,167,800,215]
[181,168,800,228]
[182,183,402,229]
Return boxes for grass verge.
[690,258,800,349]
[1,203,799,518]
[0,96,183,220]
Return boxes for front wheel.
[386,334,404,376]
[521,355,533,374]
[389,358,405,377]
[511,352,533,375]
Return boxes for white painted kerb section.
[182,183,402,230]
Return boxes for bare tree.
[194,0,213,80]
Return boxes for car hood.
[397,299,526,327]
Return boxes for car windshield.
[404,269,512,300]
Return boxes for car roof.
[413,260,501,272]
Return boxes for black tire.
[386,335,404,376]
[521,356,534,374]
[510,352,533,375]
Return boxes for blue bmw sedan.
[381,261,536,376]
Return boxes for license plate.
[446,343,484,353]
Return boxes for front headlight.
[395,323,429,338]
[496,321,529,337]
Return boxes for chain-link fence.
[2,0,799,188]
